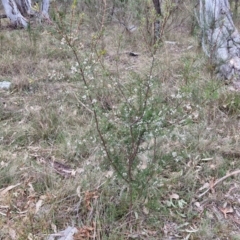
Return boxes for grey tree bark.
[197,0,240,82]
[1,0,50,27]
[152,0,161,43]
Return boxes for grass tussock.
[1,1,240,239]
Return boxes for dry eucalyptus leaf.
[35,199,43,214]
[192,111,199,120]
[51,223,57,233]
[46,226,78,240]
[8,227,17,240]
[194,202,203,211]
[76,186,81,198]
[170,193,179,199]
[199,182,209,191]
[0,183,21,196]
[219,206,234,219]
[127,234,139,239]
[143,206,149,215]
[105,170,114,178]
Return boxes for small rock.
[0,81,11,90]
[128,52,139,57]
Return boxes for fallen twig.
[0,14,7,19]
[197,169,240,198]
[73,92,93,114]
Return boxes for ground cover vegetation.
[1,0,240,239]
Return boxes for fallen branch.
[197,169,240,198]
[0,14,7,19]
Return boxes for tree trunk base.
[198,0,240,82]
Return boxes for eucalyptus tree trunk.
[152,0,161,43]
[41,0,50,20]
[198,0,240,81]
[1,0,50,27]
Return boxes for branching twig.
[198,169,240,198]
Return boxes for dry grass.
[1,2,240,239]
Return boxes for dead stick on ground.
[198,169,240,198]
[73,92,93,114]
